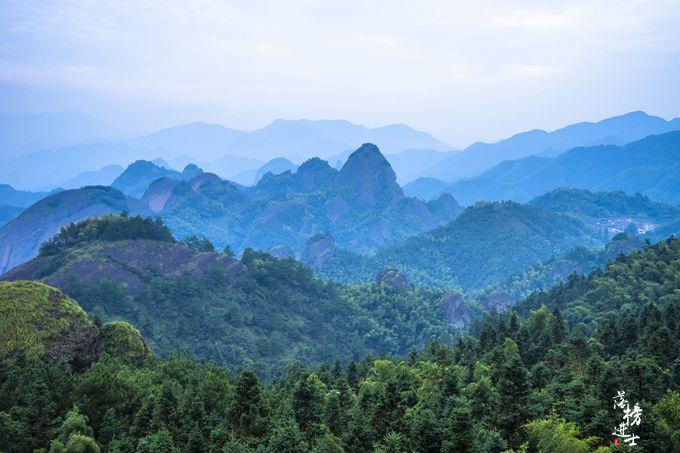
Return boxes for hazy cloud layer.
[1,0,679,145]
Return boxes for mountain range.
[306,200,602,291]
[306,187,680,291]
[0,111,123,161]
[140,144,461,254]
[5,110,678,192]
[0,144,461,274]
[424,111,680,182]
[0,114,451,190]
[409,131,680,205]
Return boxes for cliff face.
[334,143,403,206]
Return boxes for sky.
[1,0,679,147]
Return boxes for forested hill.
[1,239,677,451]
[2,215,471,377]
[309,200,600,290]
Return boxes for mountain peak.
[335,143,403,205]
[112,160,180,198]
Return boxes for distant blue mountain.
[427,111,680,182]
[437,131,680,205]
[403,177,448,200]
[0,184,54,208]
[0,142,151,190]
[57,165,124,190]
[0,111,123,160]
[0,114,451,190]
[385,148,457,184]
[128,119,451,161]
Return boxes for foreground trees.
[1,239,678,451]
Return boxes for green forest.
[3,216,469,378]
[1,235,678,451]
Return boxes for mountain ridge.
[427,111,680,182]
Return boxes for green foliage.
[51,248,465,378]
[97,322,149,366]
[1,237,678,452]
[653,391,680,446]
[0,281,94,361]
[316,201,599,291]
[39,214,174,257]
[179,235,215,253]
[49,406,100,453]
[524,415,597,453]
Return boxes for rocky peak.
[334,143,403,205]
[141,177,191,213]
[375,266,408,288]
[300,233,338,269]
[112,160,180,198]
[295,157,337,192]
[427,192,463,217]
[181,163,204,181]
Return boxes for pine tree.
[496,339,530,444]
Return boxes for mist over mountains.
[424,111,680,182]
[3,110,678,193]
[1,110,680,285]
[0,114,452,190]
[423,131,680,205]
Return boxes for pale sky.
[1,0,679,146]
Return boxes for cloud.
[502,65,559,77]
[0,0,678,144]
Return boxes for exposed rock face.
[605,233,645,262]
[301,234,338,269]
[142,177,189,213]
[481,290,514,312]
[376,266,408,288]
[439,293,473,329]
[294,158,338,192]
[267,245,295,259]
[334,143,403,206]
[2,240,244,297]
[0,186,148,275]
[189,173,245,207]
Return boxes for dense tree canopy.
[1,238,678,451]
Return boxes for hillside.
[439,131,680,205]
[2,215,470,377]
[0,186,149,274]
[1,239,677,452]
[478,232,646,310]
[0,205,22,228]
[427,111,680,182]
[310,201,600,290]
[0,280,149,368]
[529,188,680,236]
